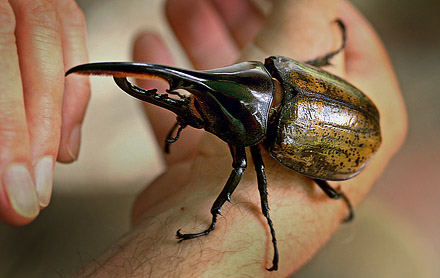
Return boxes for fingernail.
[3,164,39,218]
[67,124,81,161]
[35,156,54,207]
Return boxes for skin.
[0,0,407,276]
[0,0,89,225]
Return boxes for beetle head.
[67,62,275,146]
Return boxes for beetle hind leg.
[305,19,346,67]
[250,145,279,271]
[176,146,247,240]
[313,179,354,222]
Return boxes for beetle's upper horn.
[66,61,273,97]
[66,61,275,146]
[66,62,208,88]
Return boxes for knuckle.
[57,0,86,29]
[17,0,61,41]
[39,107,62,133]
[0,2,16,35]
[0,110,28,149]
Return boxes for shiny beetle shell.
[265,56,382,181]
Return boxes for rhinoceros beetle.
[66,20,381,271]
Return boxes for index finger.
[210,0,265,48]
[0,1,39,224]
[166,0,239,69]
[55,0,90,164]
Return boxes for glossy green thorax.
[194,62,275,146]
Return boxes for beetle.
[66,20,381,271]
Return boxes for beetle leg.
[176,145,247,240]
[250,145,279,271]
[313,179,354,222]
[164,121,186,153]
[164,122,179,154]
[305,19,346,67]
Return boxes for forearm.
[78,117,404,278]
[77,136,350,278]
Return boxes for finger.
[339,1,401,93]
[0,1,39,224]
[210,0,265,48]
[244,0,342,65]
[339,2,391,75]
[166,0,239,69]
[9,0,66,210]
[132,32,203,165]
[54,0,90,164]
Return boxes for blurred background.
[0,0,438,277]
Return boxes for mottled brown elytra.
[66,20,381,271]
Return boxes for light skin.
[0,0,89,225]
[0,0,407,276]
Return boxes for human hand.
[0,0,88,225]
[80,0,407,276]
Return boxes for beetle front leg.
[305,19,346,67]
[250,145,279,271]
[164,120,186,153]
[313,179,354,222]
[176,145,247,240]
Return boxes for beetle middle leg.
[313,179,354,222]
[305,19,346,67]
[250,145,279,271]
[176,145,247,240]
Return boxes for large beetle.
[66,21,381,271]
